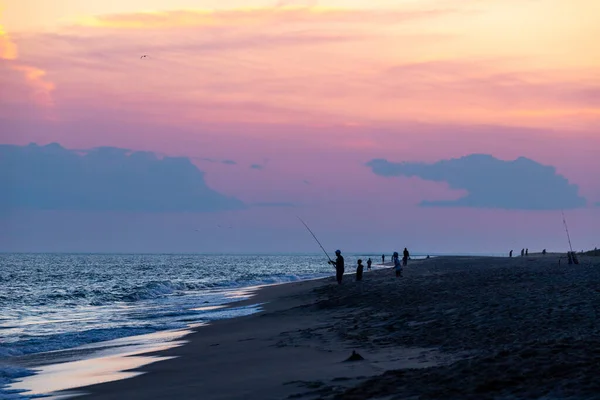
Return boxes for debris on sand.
[345,350,365,362]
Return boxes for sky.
[1,0,599,254]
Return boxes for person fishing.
[328,250,345,284]
[366,257,372,271]
[356,259,364,281]
[297,217,345,285]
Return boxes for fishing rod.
[561,209,574,253]
[297,216,334,264]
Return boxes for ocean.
[1,252,396,398]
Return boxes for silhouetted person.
[521,249,525,257]
[567,252,573,265]
[393,251,402,277]
[525,248,529,256]
[509,250,513,258]
[366,258,372,271]
[356,259,364,281]
[542,249,547,255]
[381,254,385,264]
[329,250,345,284]
[403,248,409,266]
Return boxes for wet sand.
[73,255,600,399]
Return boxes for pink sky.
[1,0,599,253]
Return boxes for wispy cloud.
[3,3,599,131]
[251,201,296,208]
[0,20,55,110]
[74,7,455,30]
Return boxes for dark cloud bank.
[1,143,244,212]
[366,154,586,210]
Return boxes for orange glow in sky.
[1,0,599,130]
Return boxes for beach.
[53,255,600,399]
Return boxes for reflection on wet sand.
[8,302,264,398]
[8,329,191,398]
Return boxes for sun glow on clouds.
[0,15,55,110]
[75,6,369,29]
[2,1,600,131]
[0,23,17,59]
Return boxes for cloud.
[250,164,264,170]
[0,143,244,212]
[378,60,600,114]
[0,21,55,109]
[74,7,454,30]
[198,157,237,165]
[251,202,296,208]
[275,0,319,8]
[5,4,599,131]
[366,154,587,210]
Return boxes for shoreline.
[35,256,473,398]
[67,272,338,399]
[12,254,600,399]
[4,270,337,399]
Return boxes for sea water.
[2,252,391,398]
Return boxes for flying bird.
[140,55,148,59]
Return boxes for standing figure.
[356,259,364,281]
[525,248,529,256]
[366,258,372,271]
[381,254,385,264]
[393,252,402,277]
[521,249,525,257]
[403,248,410,266]
[509,250,513,258]
[328,250,345,284]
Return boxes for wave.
[0,327,162,358]
[29,273,331,306]
[0,366,36,400]
[122,273,329,301]
[0,276,322,357]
